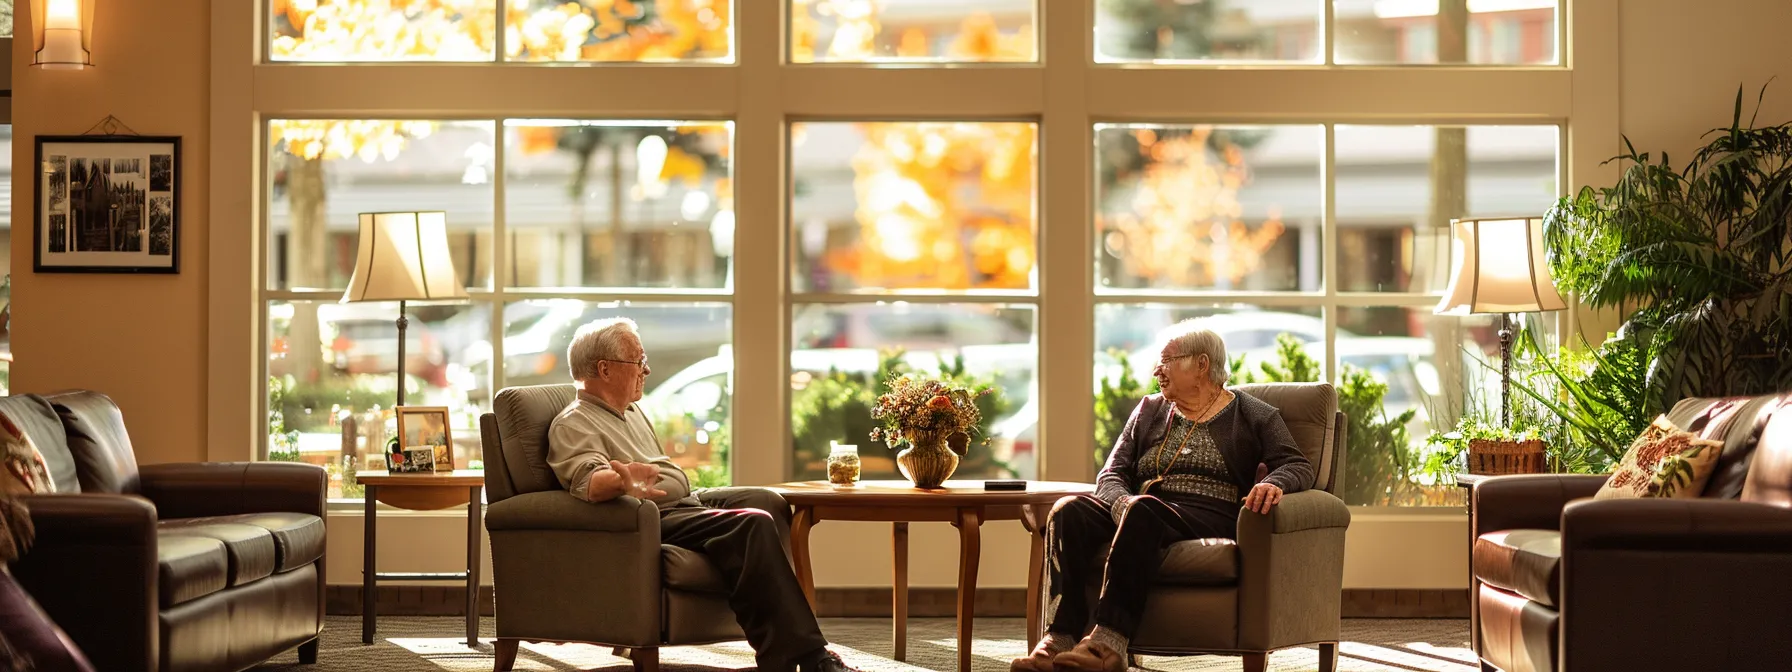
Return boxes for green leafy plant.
[1091,334,1419,505]
[688,419,732,490]
[1544,83,1792,414]
[791,350,1012,480]
[1230,335,1416,506]
[1503,328,1647,471]
[1094,349,1158,467]
[267,375,303,462]
[1420,415,1544,481]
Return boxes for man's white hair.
[1164,319,1228,386]
[568,317,640,382]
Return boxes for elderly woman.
[1013,322,1316,672]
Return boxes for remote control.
[984,480,1027,491]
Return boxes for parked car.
[462,300,731,398]
[268,303,451,388]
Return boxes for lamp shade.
[30,0,96,69]
[1434,216,1567,315]
[341,212,469,303]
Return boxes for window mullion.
[492,115,509,396]
[1323,123,1338,382]
[731,0,787,487]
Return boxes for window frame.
[213,0,1620,511]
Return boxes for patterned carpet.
[251,616,1477,672]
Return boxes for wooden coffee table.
[769,480,1094,672]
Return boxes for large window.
[789,121,1039,480]
[250,1,1578,508]
[1095,122,1559,506]
[262,117,735,500]
[269,0,733,62]
[791,0,1037,63]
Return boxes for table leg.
[362,484,378,644]
[892,522,909,662]
[1023,504,1048,650]
[953,508,982,672]
[467,485,484,648]
[792,506,817,610]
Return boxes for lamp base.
[395,300,409,408]
[1498,312,1514,427]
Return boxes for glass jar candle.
[826,443,862,485]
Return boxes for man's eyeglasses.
[601,357,648,368]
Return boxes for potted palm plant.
[1543,84,1792,415]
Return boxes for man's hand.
[1242,482,1283,515]
[611,460,668,500]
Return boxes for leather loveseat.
[1470,392,1792,672]
[0,391,327,672]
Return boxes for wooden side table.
[356,470,488,647]
[769,480,1094,672]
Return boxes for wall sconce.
[30,0,96,70]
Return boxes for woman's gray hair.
[568,317,640,382]
[1165,319,1228,386]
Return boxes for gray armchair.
[1058,382,1352,672]
[479,385,743,672]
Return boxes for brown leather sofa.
[1470,392,1792,672]
[479,385,745,672]
[0,391,327,672]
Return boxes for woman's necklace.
[1141,387,1228,494]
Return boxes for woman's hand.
[1242,483,1283,514]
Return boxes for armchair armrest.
[486,491,654,533]
[139,462,326,520]
[1240,489,1352,536]
[1472,473,1607,536]
[1237,490,1351,651]
[1562,497,1792,552]
[11,494,157,672]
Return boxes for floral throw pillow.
[0,412,53,496]
[1595,415,1724,500]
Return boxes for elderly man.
[547,318,858,672]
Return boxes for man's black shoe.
[800,649,861,672]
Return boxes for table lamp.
[1434,216,1567,425]
[341,211,468,407]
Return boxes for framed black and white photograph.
[34,135,181,273]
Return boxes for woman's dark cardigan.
[1095,391,1316,508]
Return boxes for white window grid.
[222,0,1613,505]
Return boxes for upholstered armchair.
[1054,382,1352,672]
[478,385,744,672]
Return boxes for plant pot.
[1467,438,1548,475]
[896,430,960,489]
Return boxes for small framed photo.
[34,135,181,273]
[396,406,454,473]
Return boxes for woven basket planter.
[1467,438,1548,475]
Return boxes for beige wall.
[1566,0,1792,344]
[8,0,1791,591]
[10,0,211,466]
[1619,0,1792,162]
